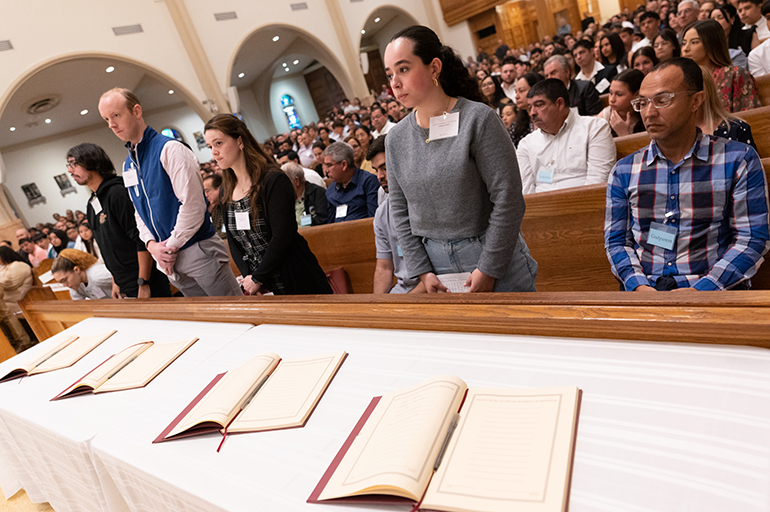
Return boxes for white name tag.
[647,222,677,250]
[122,167,139,188]
[595,78,610,94]
[235,210,251,231]
[300,214,312,226]
[428,111,459,142]
[537,169,553,184]
[90,196,102,215]
[336,204,348,219]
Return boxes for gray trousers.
[168,236,242,297]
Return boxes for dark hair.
[651,57,704,92]
[639,11,661,23]
[370,105,387,117]
[612,69,645,93]
[654,28,681,59]
[527,78,570,105]
[501,56,518,67]
[391,25,483,103]
[480,75,507,109]
[332,119,344,129]
[738,0,761,5]
[49,229,70,254]
[572,39,594,52]
[66,143,116,179]
[685,20,732,68]
[513,73,543,144]
[366,135,387,161]
[31,233,46,243]
[204,173,222,188]
[763,1,770,16]
[600,33,627,67]
[312,141,326,151]
[0,246,30,266]
[280,150,299,163]
[632,46,659,69]
[531,47,543,55]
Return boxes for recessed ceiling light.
[45,119,52,124]
[285,68,289,72]
[361,29,366,34]
[106,66,115,73]
[238,72,245,78]
[168,89,174,95]
[374,17,380,23]
[9,127,15,132]
[293,60,299,65]
[272,35,280,42]
[80,109,88,115]
[282,63,287,67]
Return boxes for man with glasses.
[323,142,379,223]
[605,58,770,292]
[676,0,700,33]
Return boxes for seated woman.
[600,33,628,72]
[631,47,659,75]
[72,222,102,262]
[204,114,332,296]
[480,75,508,113]
[48,229,71,255]
[0,247,33,314]
[510,72,544,148]
[682,20,760,112]
[653,28,681,63]
[697,65,757,150]
[500,102,517,146]
[345,135,374,174]
[52,249,114,300]
[598,69,646,137]
[711,3,755,58]
[354,125,373,158]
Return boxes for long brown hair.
[203,114,279,220]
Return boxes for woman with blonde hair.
[697,66,756,149]
[52,249,114,300]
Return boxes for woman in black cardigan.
[204,114,331,295]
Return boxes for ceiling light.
[285,68,290,72]
[361,29,366,34]
[80,109,88,115]
[106,66,115,73]
[45,118,51,124]
[168,89,174,95]
[282,63,287,67]
[293,60,299,65]
[272,35,280,42]
[9,127,15,132]
[238,72,245,78]
[374,17,380,22]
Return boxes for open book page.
[318,375,467,502]
[96,338,198,393]
[437,273,471,293]
[31,331,117,374]
[1,335,77,379]
[229,351,346,433]
[62,342,153,396]
[422,386,580,512]
[167,352,281,438]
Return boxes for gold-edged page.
[96,338,197,393]
[31,331,117,374]
[74,342,153,392]
[422,386,580,512]
[318,375,467,502]
[229,350,346,433]
[167,352,281,438]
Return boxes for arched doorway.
[227,25,356,138]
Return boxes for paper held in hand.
[437,273,471,293]
[154,350,347,442]
[309,375,580,512]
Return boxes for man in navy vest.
[97,88,241,297]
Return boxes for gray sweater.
[385,97,525,279]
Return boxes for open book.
[0,331,117,383]
[309,376,580,512]
[52,337,198,400]
[154,350,347,442]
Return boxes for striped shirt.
[605,132,770,291]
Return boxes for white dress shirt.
[297,144,315,168]
[575,60,605,81]
[749,37,770,77]
[303,167,326,189]
[516,108,616,195]
[630,37,651,53]
[502,81,517,101]
[744,19,770,42]
[372,120,396,138]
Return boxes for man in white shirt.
[517,79,616,195]
[632,12,661,52]
[749,8,770,76]
[370,106,395,138]
[296,131,316,168]
[277,151,327,189]
[500,56,518,101]
[739,0,770,42]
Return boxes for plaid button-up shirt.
[605,132,770,291]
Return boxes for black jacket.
[224,171,332,295]
[303,182,329,226]
[86,175,170,298]
[589,65,617,94]
[569,79,603,116]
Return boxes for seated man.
[281,162,329,227]
[33,233,56,259]
[543,55,603,115]
[605,58,770,291]
[277,150,327,189]
[203,174,226,239]
[369,136,424,294]
[572,39,616,94]
[324,142,379,223]
[19,238,47,267]
[517,79,616,194]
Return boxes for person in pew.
[632,46,659,75]
[697,65,757,149]
[52,249,115,300]
[369,136,425,294]
[384,25,537,293]
[511,72,544,148]
[48,229,72,254]
[14,228,32,266]
[276,150,328,188]
[203,174,226,239]
[344,135,375,174]
[281,162,329,227]
[544,55,604,115]
[517,79,616,194]
[598,69,646,136]
[66,142,171,299]
[323,142,379,223]
[653,28,681,63]
[19,238,48,267]
[0,247,34,315]
[605,58,770,291]
[203,114,331,296]
[573,39,616,94]
[748,1,770,76]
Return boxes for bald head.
[15,228,29,241]
[98,88,146,145]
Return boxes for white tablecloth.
[85,324,770,512]
[0,317,254,512]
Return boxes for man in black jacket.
[543,54,604,116]
[281,162,329,226]
[66,143,171,298]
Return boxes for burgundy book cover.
[153,372,227,443]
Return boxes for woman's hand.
[465,269,495,293]
[242,275,263,296]
[611,109,637,137]
[419,272,449,293]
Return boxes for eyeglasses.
[65,160,77,169]
[630,91,696,112]
[322,161,341,169]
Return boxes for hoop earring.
[434,77,439,87]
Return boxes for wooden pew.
[756,73,770,107]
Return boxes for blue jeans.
[422,232,538,292]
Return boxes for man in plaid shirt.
[605,58,770,291]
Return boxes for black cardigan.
[224,170,332,295]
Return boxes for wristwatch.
[137,278,148,286]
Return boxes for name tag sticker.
[428,112,459,142]
[397,245,403,257]
[336,204,348,219]
[537,169,553,184]
[235,210,251,231]
[596,78,610,93]
[122,167,139,188]
[647,222,677,250]
[300,214,312,226]
[90,196,102,215]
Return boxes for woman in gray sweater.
[383,25,537,293]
